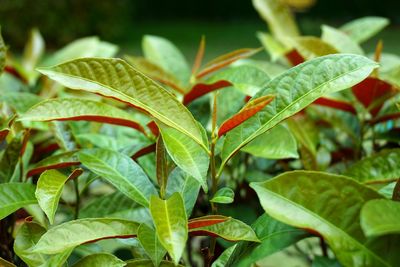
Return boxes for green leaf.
[142,35,190,86]
[37,58,206,151]
[322,25,364,55]
[79,149,157,208]
[289,37,338,59]
[43,36,118,66]
[33,218,139,254]
[189,216,259,242]
[256,32,288,61]
[14,222,73,267]
[0,183,36,220]
[212,245,236,267]
[0,27,6,73]
[72,253,126,267]
[35,170,69,224]
[312,256,341,267]
[150,193,187,265]
[210,187,235,204]
[125,56,180,86]
[166,167,200,216]
[22,28,45,81]
[252,0,300,44]
[207,65,270,96]
[361,199,400,237]
[14,222,46,266]
[340,17,389,43]
[20,98,146,133]
[220,54,377,173]
[344,149,400,183]
[226,213,308,267]
[242,124,298,159]
[159,122,209,192]
[0,135,24,182]
[137,224,166,267]
[250,170,394,267]
[0,92,42,113]
[79,191,138,218]
[125,259,183,267]
[28,150,79,177]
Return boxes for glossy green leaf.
[250,171,394,267]
[37,58,206,151]
[159,122,209,191]
[361,199,400,237]
[166,167,200,216]
[252,0,300,44]
[242,124,298,159]
[72,253,126,267]
[125,259,183,267]
[33,218,139,254]
[226,213,308,267]
[142,35,190,86]
[0,27,5,73]
[210,187,235,204]
[43,36,118,66]
[322,25,364,55]
[207,65,270,96]
[340,17,389,43]
[189,216,259,242]
[20,98,146,133]
[14,222,73,267]
[344,149,400,183]
[289,37,338,59]
[150,193,187,265]
[79,149,157,207]
[35,170,69,224]
[221,54,377,173]
[137,224,166,267]
[0,183,36,219]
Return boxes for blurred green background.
[0,0,399,61]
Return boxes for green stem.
[209,93,218,264]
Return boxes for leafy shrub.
[0,0,399,266]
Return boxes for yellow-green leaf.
[150,193,187,265]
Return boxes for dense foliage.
[0,0,399,266]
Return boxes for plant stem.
[208,92,218,264]
[73,179,80,219]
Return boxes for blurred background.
[0,0,399,61]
